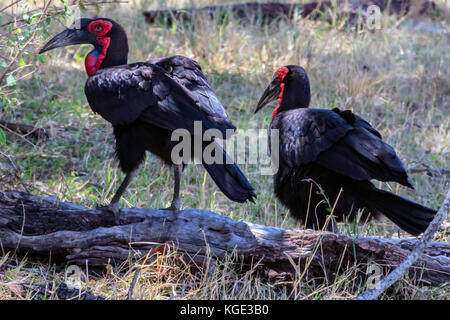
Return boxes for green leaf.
[19,57,26,67]
[6,74,16,86]
[39,55,46,64]
[40,21,48,35]
[31,13,42,21]
[0,128,6,146]
[23,13,31,24]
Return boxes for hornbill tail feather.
[202,146,256,203]
[367,187,437,236]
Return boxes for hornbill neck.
[85,21,129,76]
[97,35,128,68]
[277,77,311,114]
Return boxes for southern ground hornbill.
[39,18,255,223]
[255,65,436,235]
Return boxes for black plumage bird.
[39,18,255,223]
[255,65,436,235]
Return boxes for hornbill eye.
[94,25,103,32]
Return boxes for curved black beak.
[254,78,281,114]
[39,28,98,54]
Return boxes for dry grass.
[0,0,449,299]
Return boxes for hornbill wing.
[316,108,412,187]
[84,62,233,136]
[354,115,383,139]
[273,108,412,187]
[271,108,353,168]
[330,107,383,138]
[149,55,235,132]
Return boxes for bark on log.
[143,0,437,26]
[0,190,448,286]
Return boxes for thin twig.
[407,167,450,176]
[0,0,52,87]
[354,188,450,300]
[0,122,39,148]
[168,282,200,300]
[0,0,24,14]
[0,121,48,140]
[0,0,128,29]
[0,151,31,193]
[126,267,141,300]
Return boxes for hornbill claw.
[159,201,180,212]
[96,202,121,225]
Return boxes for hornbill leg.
[160,165,182,211]
[305,211,334,232]
[97,169,137,224]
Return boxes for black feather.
[201,142,256,203]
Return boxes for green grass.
[0,0,449,299]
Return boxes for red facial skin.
[272,66,289,120]
[84,20,113,76]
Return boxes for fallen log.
[0,121,48,140]
[143,0,438,26]
[0,190,448,286]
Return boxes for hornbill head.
[255,65,311,118]
[39,18,128,76]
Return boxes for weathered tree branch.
[143,0,438,26]
[0,190,448,287]
[407,167,450,176]
[354,188,450,300]
[0,121,48,140]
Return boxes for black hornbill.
[39,18,256,223]
[255,65,436,235]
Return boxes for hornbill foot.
[159,201,180,212]
[96,202,121,224]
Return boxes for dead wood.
[143,1,438,26]
[0,190,448,286]
[0,121,48,140]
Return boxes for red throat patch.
[272,82,285,120]
[85,37,110,76]
[85,20,113,76]
[272,67,289,120]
